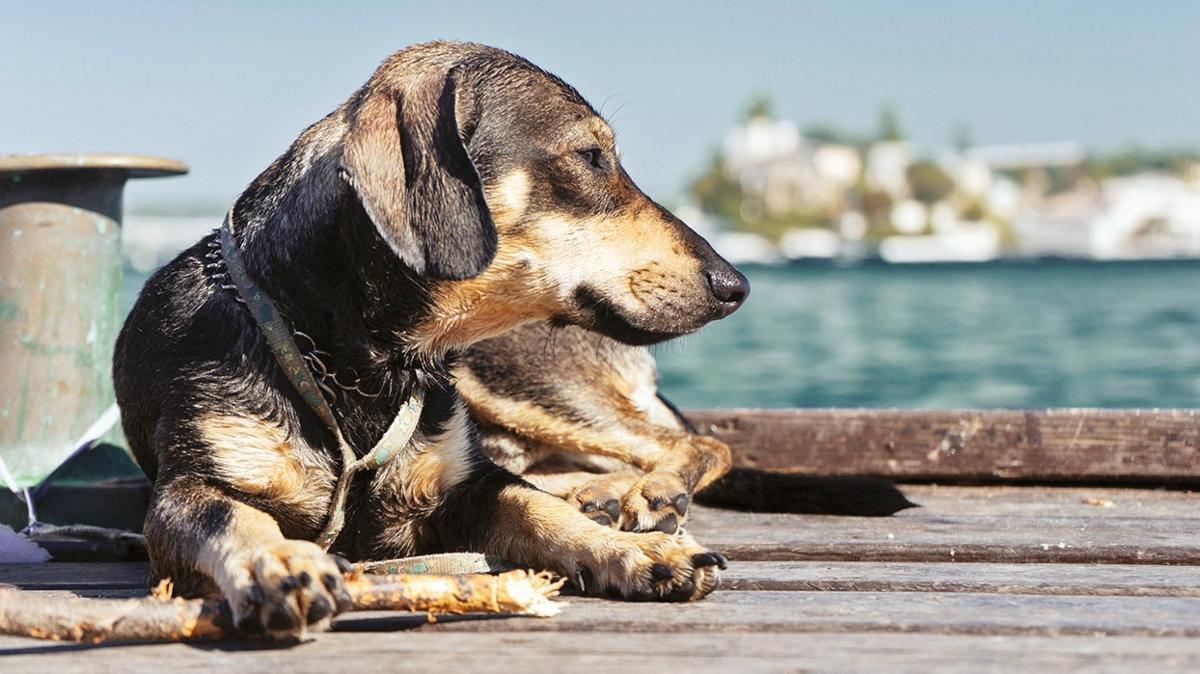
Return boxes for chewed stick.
[0,569,564,643]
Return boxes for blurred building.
[1016,173,1200,259]
[694,106,1200,262]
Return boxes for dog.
[114,41,754,637]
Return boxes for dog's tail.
[658,394,918,517]
[694,467,918,516]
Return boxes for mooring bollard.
[0,155,187,490]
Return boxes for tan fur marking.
[194,499,285,598]
[488,169,531,217]
[373,402,475,510]
[402,402,475,503]
[457,367,668,470]
[411,203,708,354]
[409,226,558,353]
[198,413,334,523]
[458,366,730,493]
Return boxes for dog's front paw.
[225,540,353,639]
[574,530,726,601]
[567,471,639,528]
[619,471,690,534]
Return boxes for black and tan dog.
[114,41,910,638]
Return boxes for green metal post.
[0,155,187,488]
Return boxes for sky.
[3,1,1198,213]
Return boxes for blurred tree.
[860,187,893,224]
[744,93,774,120]
[876,102,905,142]
[804,122,859,147]
[906,161,955,204]
[960,199,987,221]
[688,150,744,223]
[1085,146,1200,180]
[952,122,974,153]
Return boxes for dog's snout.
[705,267,750,316]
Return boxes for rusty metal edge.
[0,154,188,178]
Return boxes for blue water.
[653,260,1200,409]
[125,260,1200,409]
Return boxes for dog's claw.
[650,563,673,582]
[602,499,621,522]
[332,554,355,574]
[691,551,728,570]
[307,594,334,623]
[266,603,300,631]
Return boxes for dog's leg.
[144,480,351,637]
[460,365,729,532]
[431,467,725,600]
[458,322,733,533]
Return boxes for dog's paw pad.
[227,541,351,639]
[569,473,638,529]
[620,472,690,534]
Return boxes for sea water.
[653,260,1200,409]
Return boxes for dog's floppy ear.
[341,67,496,280]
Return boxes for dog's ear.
[341,68,496,280]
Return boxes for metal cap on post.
[0,154,187,491]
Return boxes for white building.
[864,142,912,199]
[1090,174,1200,259]
[1015,173,1200,259]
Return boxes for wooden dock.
[1,410,1199,671]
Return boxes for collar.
[214,208,424,550]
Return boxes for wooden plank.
[0,562,147,590]
[722,561,1200,596]
[5,591,1200,641]
[895,485,1200,519]
[1,633,1197,674]
[333,591,1200,637]
[7,558,1200,597]
[686,505,1200,564]
[686,408,1200,483]
[0,588,149,599]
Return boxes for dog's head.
[340,42,748,351]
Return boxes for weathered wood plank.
[0,562,148,590]
[688,505,1200,564]
[895,485,1200,519]
[0,588,149,599]
[4,591,1200,641]
[14,589,1182,638]
[722,561,1200,596]
[686,408,1200,482]
[8,559,1200,597]
[336,591,1200,637]
[1,633,1197,674]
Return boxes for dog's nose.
[705,267,750,316]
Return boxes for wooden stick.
[0,569,564,643]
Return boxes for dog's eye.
[577,147,605,171]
